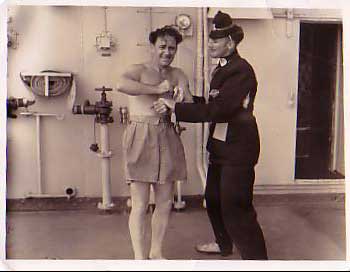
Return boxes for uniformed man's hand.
[153,98,175,114]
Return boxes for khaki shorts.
[122,115,187,184]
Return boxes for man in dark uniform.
[153,11,268,260]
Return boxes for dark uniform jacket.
[175,51,260,166]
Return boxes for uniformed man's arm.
[174,68,255,123]
[117,64,171,96]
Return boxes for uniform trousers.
[205,163,268,260]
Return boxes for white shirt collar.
[219,58,228,67]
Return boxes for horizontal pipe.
[25,194,74,199]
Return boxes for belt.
[129,115,171,125]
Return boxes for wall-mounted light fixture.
[95,7,116,57]
[175,14,193,37]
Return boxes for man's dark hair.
[149,26,183,45]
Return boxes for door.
[295,22,343,179]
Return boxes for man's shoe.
[195,242,233,257]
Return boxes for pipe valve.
[72,86,115,211]
[72,86,113,124]
[7,97,35,118]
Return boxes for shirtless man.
[117,26,192,260]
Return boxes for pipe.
[195,7,208,193]
[36,115,42,194]
[26,193,74,200]
[97,123,115,210]
[202,6,210,177]
[26,194,69,198]
[174,181,185,210]
[191,7,211,208]
[26,186,77,199]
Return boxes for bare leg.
[129,182,150,260]
[149,182,174,259]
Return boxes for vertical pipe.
[202,7,210,189]
[195,7,207,191]
[36,115,42,194]
[103,7,108,32]
[149,7,153,33]
[177,181,182,203]
[203,7,209,100]
[99,123,113,209]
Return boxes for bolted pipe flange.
[97,150,113,158]
[174,200,186,211]
[97,202,115,211]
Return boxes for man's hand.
[157,80,173,95]
[153,98,176,114]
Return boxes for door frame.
[295,20,345,182]
[330,25,343,172]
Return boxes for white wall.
[7,6,334,199]
[241,19,300,185]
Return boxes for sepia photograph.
[1,0,349,270]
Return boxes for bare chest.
[140,68,178,87]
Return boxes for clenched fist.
[157,80,173,95]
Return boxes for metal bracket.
[20,112,65,198]
[286,9,294,38]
